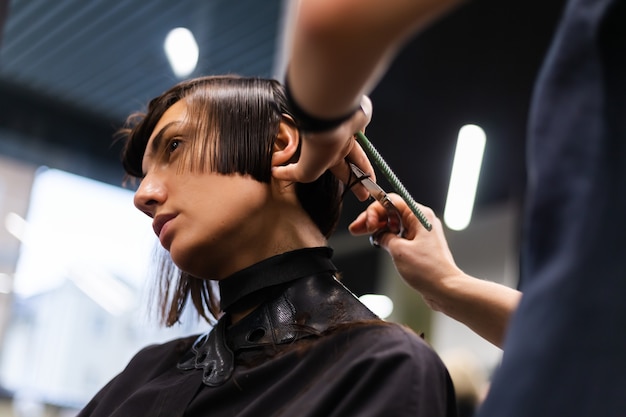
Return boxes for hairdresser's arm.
[349,194,521,348]
[274,0,462,186]
[286,0,462,119]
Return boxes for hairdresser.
[275,1,626,416]
[273,0,519,347]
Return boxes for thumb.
[271,163,305,182]
[371,230,402,252]
[272,164,295,180]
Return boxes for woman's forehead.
[148,100,189,143]
[140,100,190,173]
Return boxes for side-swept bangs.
[118,75,343,326]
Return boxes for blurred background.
[0,0,566,415]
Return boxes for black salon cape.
[78,323,455,417]
[78,246,456,417]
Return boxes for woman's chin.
[169,247,215,279]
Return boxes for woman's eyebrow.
[149,121,182,155]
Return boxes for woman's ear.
[272,115,300,167]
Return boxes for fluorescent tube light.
[444,124,486,231]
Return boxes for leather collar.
[178,272,378,387]
[218,247,336,312]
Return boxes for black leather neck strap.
[178,273,378,387]
[218,247,336,312]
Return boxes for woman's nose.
[133,174,166,218]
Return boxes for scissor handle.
[370,196,404,248]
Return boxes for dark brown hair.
[119,75,343,326]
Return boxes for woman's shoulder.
[311,321,456,415]
[121,334,199,376]
[324,320,446,370]
[336,320,433,349]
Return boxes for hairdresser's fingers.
[349,193,426,241]
[376,202,458,296]
[271,128,343,183]
[272,95,374,187]
[271,142,334,183]
[348,202,389,235]
[383,193,421,240]
[371,229,405,252]
[329,142,374,201]
[328,96,375,200]
[374,197,442,252]
[355,95,373,131]
[348,96,374,179]
[347,140,375,178]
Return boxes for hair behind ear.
[296,171,343,238]
[270,83,344,239]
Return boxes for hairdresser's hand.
[348,194,463,310]
[272,96,375,201]
[350,193,522,347]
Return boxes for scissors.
[349,163,404,247]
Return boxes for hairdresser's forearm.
[287,0,462,119]
[432,273,522,348]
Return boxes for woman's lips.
[152,214,177,238]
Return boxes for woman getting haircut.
[77,75,457,417]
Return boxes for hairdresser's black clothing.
[478,1,626,416]
[78,248,457,417]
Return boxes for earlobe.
[272,116,300,167]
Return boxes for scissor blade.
[363,181,387,202]
[349,163,404,241]
[349,163,388,203]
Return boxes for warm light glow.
[444,124,486,231]
[359,294,394,319]
[164,27,199,78]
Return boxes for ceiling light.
[444,124,486,231]
[164,27,199,79]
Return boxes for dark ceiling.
[0,0,567,224]
[366,0,567,215]
[0,0,284,177]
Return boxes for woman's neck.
[212,204,327,281]
[219,247,337,324]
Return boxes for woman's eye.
[168,138,181,153]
